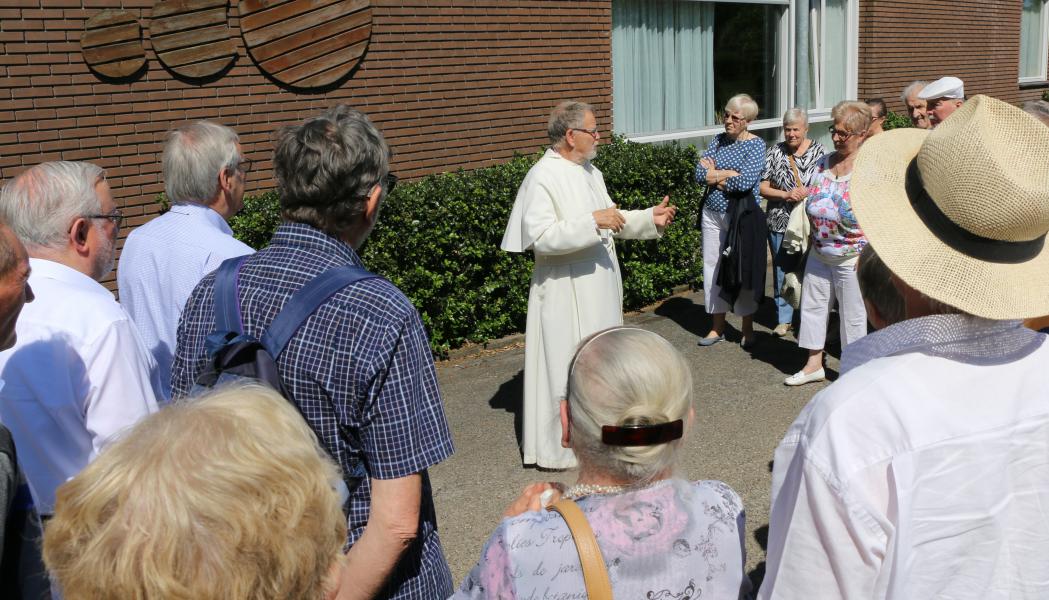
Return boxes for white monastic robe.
[501,148,659,468]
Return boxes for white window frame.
[1019,0,1049,84]
[618,0,858,143]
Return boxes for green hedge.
[884,110,912,131]
[214,137,703,355]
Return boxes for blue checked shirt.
[171,222,455,599]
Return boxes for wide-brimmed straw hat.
[850,94,1049,319]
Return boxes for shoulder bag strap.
[547,499,613,599]
[261,265,378,359]
[213,255,252,334]
[787,153,804,189]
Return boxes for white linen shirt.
[117,203,252,399]
[0,259,160,515]
[761,315,1049,599]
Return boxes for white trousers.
[701,207,758,316]
[797,254,868,350]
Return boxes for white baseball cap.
[918,76,965,100]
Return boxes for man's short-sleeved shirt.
[171,222,455,599]
[118,203,253,401]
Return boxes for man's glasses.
[236,157,253,175]
[85,208,124,227]
[571,127,599,139]
[384,173,398,194]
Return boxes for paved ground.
[429,287,846,590]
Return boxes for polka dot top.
[694,134,767,213]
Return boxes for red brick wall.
[1,0,612,284]
[857,0,1036,112]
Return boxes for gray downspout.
[795,0,810,110]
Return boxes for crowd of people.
[0,72,1045,599]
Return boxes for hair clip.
[601,419,683,446]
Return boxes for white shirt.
[117,203,253,399]
[761,315,1049,599]
[0,259,160,514]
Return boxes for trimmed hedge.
[884,110,912,131]
[215,136,704,355]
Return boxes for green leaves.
[211,137,702,356]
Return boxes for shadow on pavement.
[749,524,769,593]
[488,369,525,452]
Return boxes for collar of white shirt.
[28,257,112,298]
[167,203,234,236]
[839,314,1038,376]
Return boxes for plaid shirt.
[171,222,455,599]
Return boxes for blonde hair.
[43,384,347,600]
[566,327,692,483]
[725,94,760,121]
[831,100,873,135]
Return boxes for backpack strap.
[213,255,252,334]
[261,265,378,359]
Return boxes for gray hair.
[725,94,759,121]
[900,80,928,104]
[275,105,391,239]
[1023,100,1049,126]
[548,101,594,147]
[782,107,808,127]
[857,244,905,326]
[831,100,873,134]
[0,161,105,250]
[566,327,692,483]
[163,121,241,206]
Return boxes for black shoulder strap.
[261,265,378,359]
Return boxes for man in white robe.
[501,101,676,468]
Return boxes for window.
[1020,0,1049,82]
[612,0,856,147]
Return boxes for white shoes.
[784,368,826,386]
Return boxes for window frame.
[1019,0,1049,84]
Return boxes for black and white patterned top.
[761,140,827,232]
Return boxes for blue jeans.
[768,230,794,325]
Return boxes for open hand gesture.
[652,195,677,228]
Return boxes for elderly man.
[118,121,253,401]
[501,100,676,469]
[172,106,455,600]
[918,76,964,127]
[0,162,160,519]
[760,96,1049,599]
[900,80,931,129]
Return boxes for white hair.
[725,94,759,121]
[163,121,241,206]
[548,101,594,147]
[782,107,808,127]
[566,327,692,483]
[0,161,105,250]
[900,80,928,104]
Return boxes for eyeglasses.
[723,113,747,123]
[85,208,124,227]
[828,127,860,140]
[571,127,599,139]
[384,173,398,194]
[235,157,253,175]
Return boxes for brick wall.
[857,0,1041,112]
[1,0,613,285]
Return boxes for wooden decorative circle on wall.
[81,10,147,78]
[239,0,372,89]
[150,0,238,79]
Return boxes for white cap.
[918,76,964,100]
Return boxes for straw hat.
[850,94,1049,319]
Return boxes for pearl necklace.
[563,483,626,500]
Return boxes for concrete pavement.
[429,288,845,590]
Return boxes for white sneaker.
[784,368,826,386]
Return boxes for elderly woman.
[452,327,748,599]
[784,101,872,386]
[43,384,347,600]
[695,93,767,348]
[759,108,827,336]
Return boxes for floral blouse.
[451,479,749,600]
[761,140,827,233]
[695,134,766,214]
[805,155,867,259]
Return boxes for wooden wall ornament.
[240,0,372,89]
[150,0,238,79]
[81,10,147,78]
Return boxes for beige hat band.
[906,159,1046,264]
